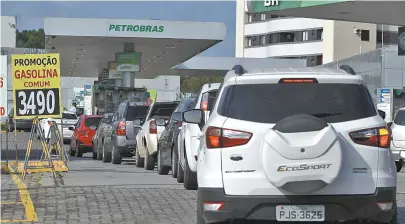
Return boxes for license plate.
[276,205,325,222]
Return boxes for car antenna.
[339,65,356,75]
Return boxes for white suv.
[389,107,405,172]
[177,83,220,190]
[183,66,397,224]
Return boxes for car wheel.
[144,148,155,170]
[97,146,103,160]
[184,151,198,190]
[75,146,83,157]
[69,146,75,157]
[157,149,169,175]
[111,145,122,164]
[177,154,184,183]
[396,161,403,172]
[135,148,144,167]
[102,144,112,163]
[171,145,178,178]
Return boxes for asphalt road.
[1,132,405,223]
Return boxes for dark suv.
[102,101,149,164]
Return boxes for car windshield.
[85,117,102,127]
[217,83,377,123]
[62,113,77,120]
[394,110,405,125]
[126,106,149,121]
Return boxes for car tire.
[184,152,198,190]
[157,149,169,175]
[144,148,155,170]
[171,145,178,178]
[97,146,103,160]
[111,145,122,164]
[102,144,112,163]
[396,161,403,172]
[135,148,144,167]
[75,146,83,157]
[177,156,184,183]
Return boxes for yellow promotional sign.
[11,53,62,119]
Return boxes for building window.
[268,33,280,44]
[260,35,266,45]
[306,55,323,67]
[247,13,287,23]
[377,31,398,45]
[361,30,370,41]
[261,14,266,21]
[280,32,295,43]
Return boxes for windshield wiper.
[310,112,343,118]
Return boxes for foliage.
[16,28,45,49]
[180,76,223,93]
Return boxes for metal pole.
[60,116,64,156]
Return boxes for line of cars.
[67,66,401,223]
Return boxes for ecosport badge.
[277,164,332,172]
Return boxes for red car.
[69,115,103,157]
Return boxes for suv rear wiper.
[310,112,342,118]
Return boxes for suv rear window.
[126,106,148,121]
[85,117,102,127]
[217,83,376,123]
[150,103,178,118]
[62,113,77,120]
[394,110,405,125]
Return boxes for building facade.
[235,0,399,66]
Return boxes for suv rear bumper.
[198,187,396,223]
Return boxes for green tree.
[180,76,223,93]
[16,28,45,49]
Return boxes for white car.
[135,101,179,170]
[389,107,405,172]
[39,111,78,143]
[183,65,397,224]
[177,83,220,190]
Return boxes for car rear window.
[150,103,178,118]
[126,106,148,121]
[85,117,102,127]
[394,110,405,125]
[62,113,77,120]
[217,83,377,123]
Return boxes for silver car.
[92,113,113,160]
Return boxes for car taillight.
[206,126,252,149]
[278,78,318,83]
[349,127,390,148]
[116,121,126,136]
[149,120,157,134]
[47,120,52,125]
[177,121,182,127]
[201,101,208,111]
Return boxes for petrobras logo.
[398,31,405,51]
[277,164,332,172]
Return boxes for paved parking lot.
[1,132,405,223]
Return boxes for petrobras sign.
[399,26,405,56]
[0,55,7,117]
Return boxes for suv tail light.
[349,127,390,148]
[177,121,182,127]
[116,121,126,136]
[200,93,209,111]
[149,120,157,134]
[278,78,318,83]
[206,126,252,149]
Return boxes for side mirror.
[155,118,166,126]
[182,109,204,124]
[172,112,182,122]
[378,109,386,120]
[68,126,75,131]
[387,122,393,128]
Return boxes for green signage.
[249,0,346,13]
[115,52,141,72]
[109,24,164,33]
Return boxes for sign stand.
[22,117,56,180]
[40,121,69,167]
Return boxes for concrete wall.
[1,16,16,48]
[235,0,246,57]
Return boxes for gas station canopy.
[44,17,226,79]
[247,0,405,26]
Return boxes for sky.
[0,1,236,57]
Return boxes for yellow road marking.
[0,201,23,205]
[0,219,32,223]
[4,167,38,222]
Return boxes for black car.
[155,98,195,176]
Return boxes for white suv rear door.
[217,76,383,196]
[391,110,405,149]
